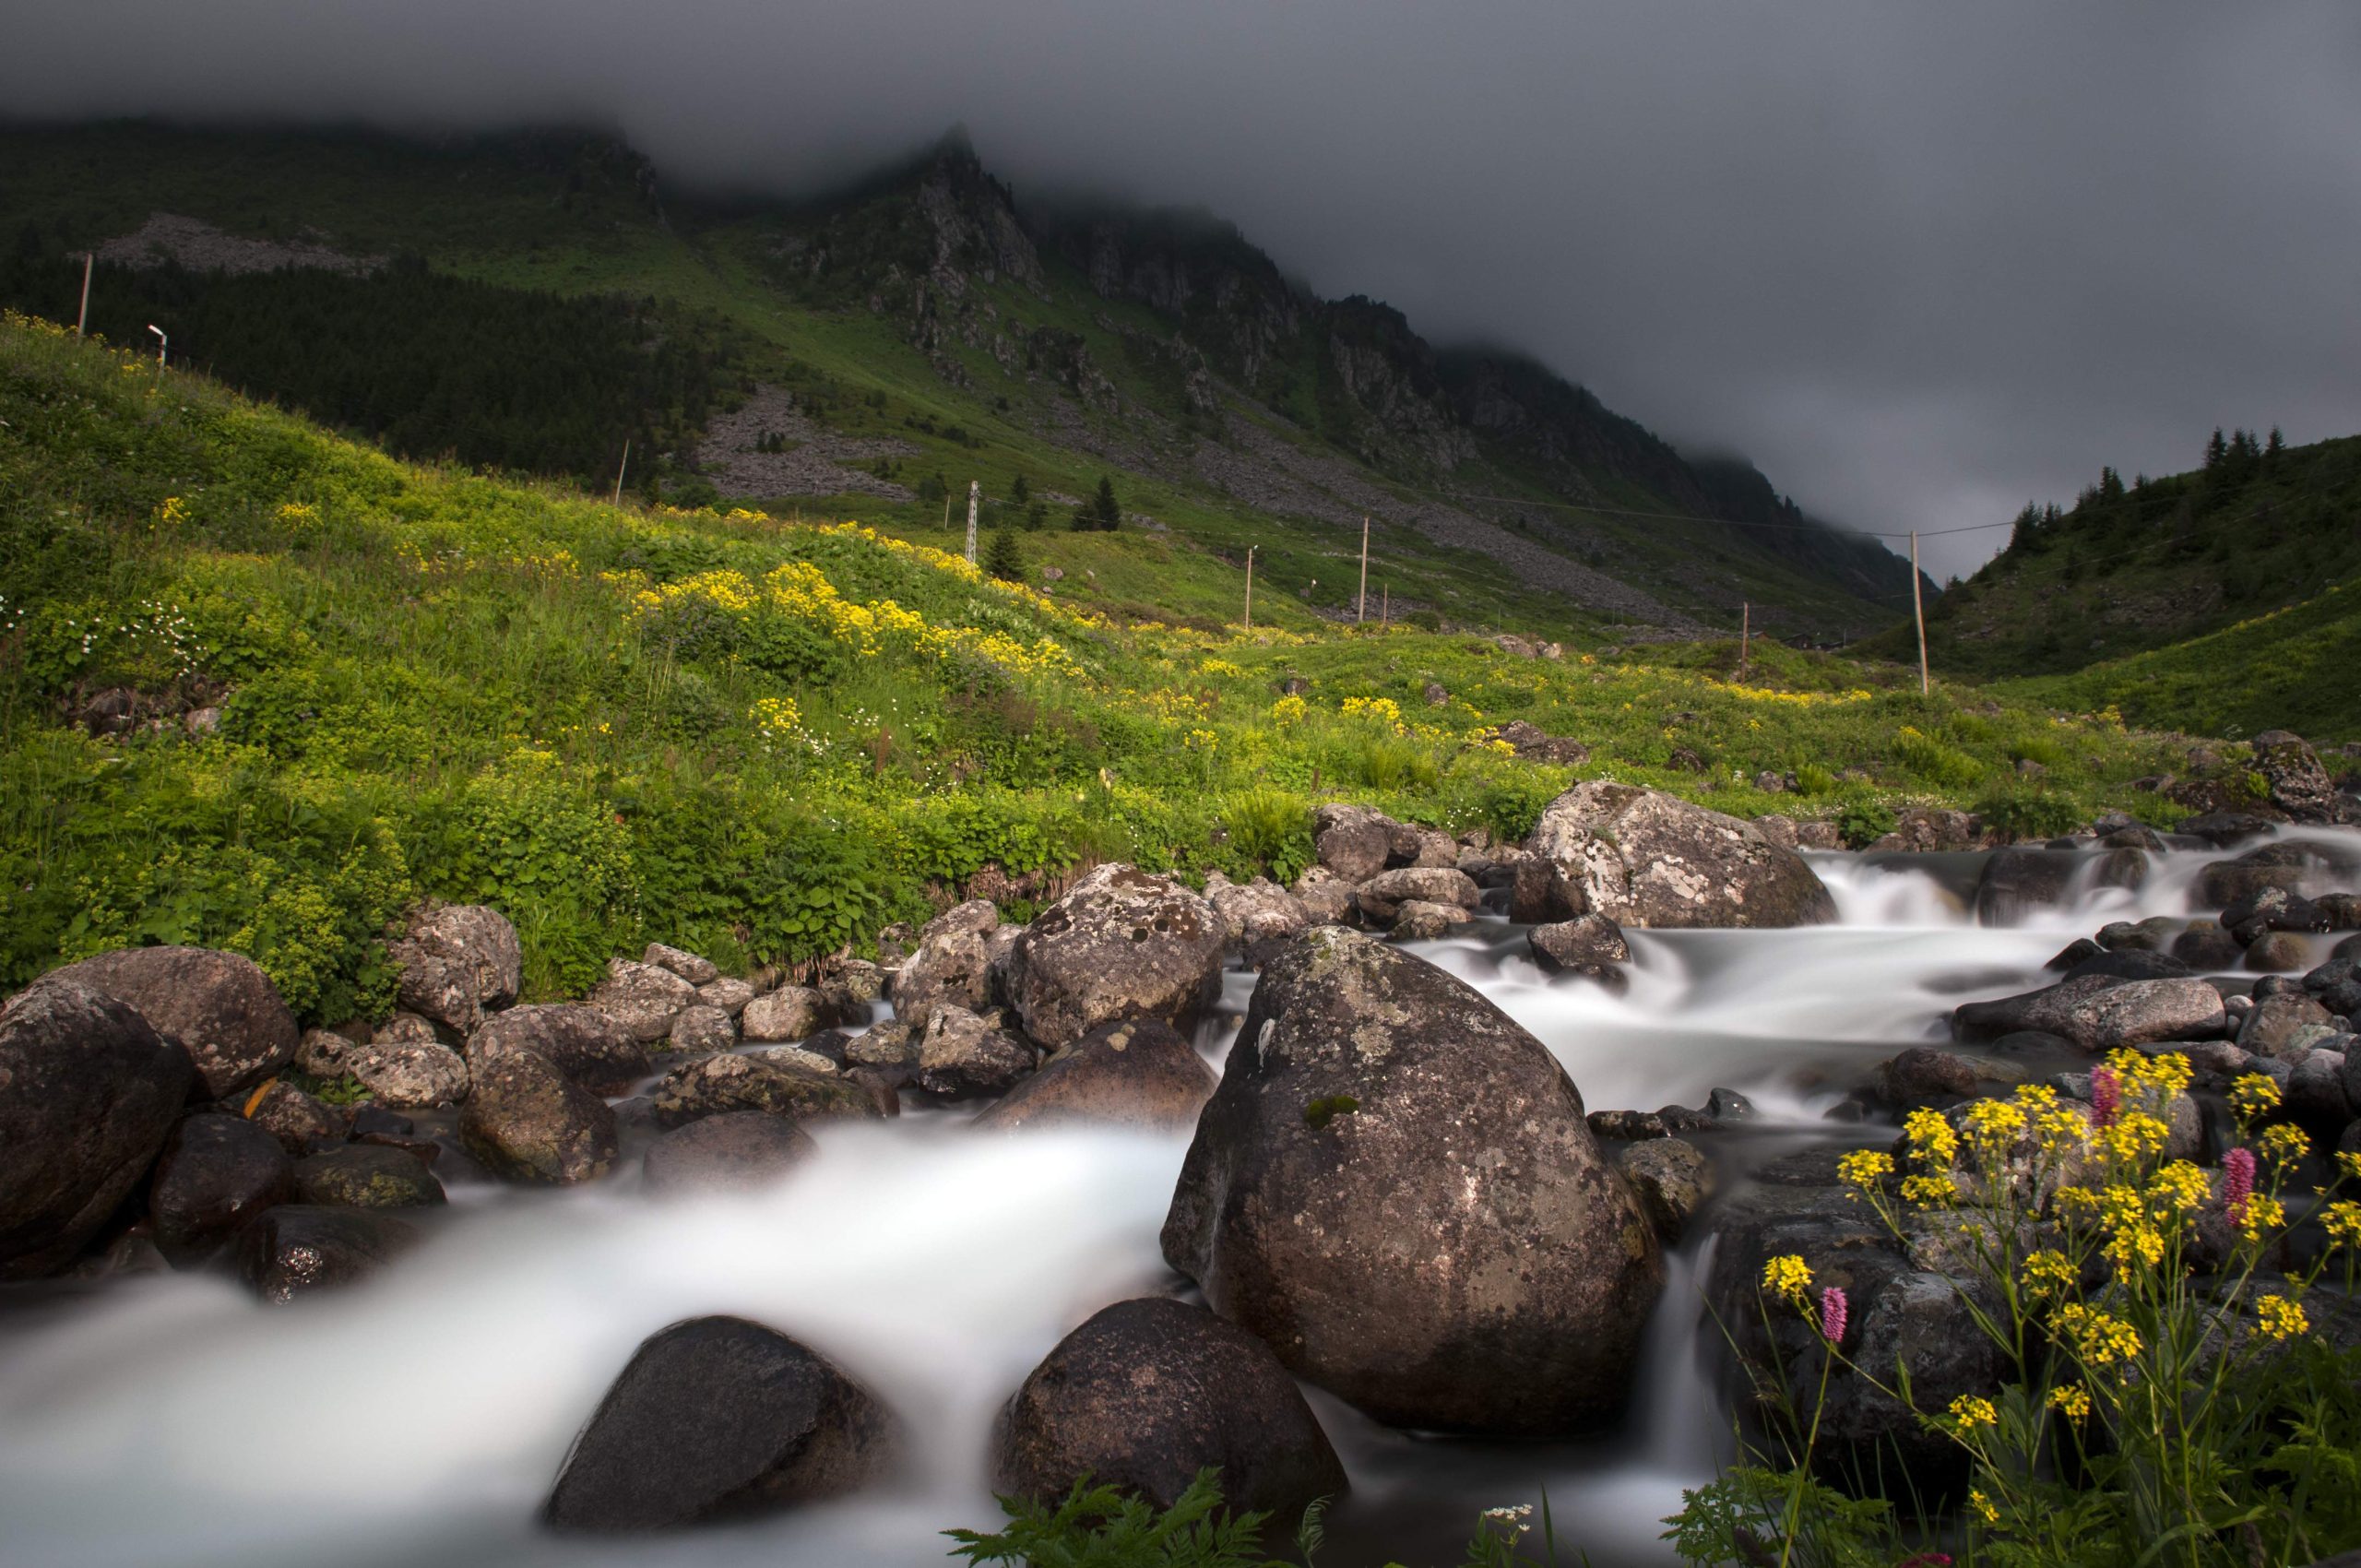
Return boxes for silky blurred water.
[1,831,2349,1568]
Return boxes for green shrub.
[1835,800,1897,849]
[1217,787,1311,883]
[1974,788,2085,843]
[1892,725,1986,789]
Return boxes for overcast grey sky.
[10,0,2358,576]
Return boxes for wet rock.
[1311,804,1401,884]
[587,958,701,1043]
[1352,867,1480,923]
[1288,866,1354,925]
[543,1316,897,1530]
[991,1297,1347,1516]
[2224,886,2331,943]
[2304,956,2361,1016]
[2239,992,2337,1061]
[148,1112,294,1264]
[2178,813,2275,848]
[2062,948,2193,984]
[347,1037,469,1110]
[1162,929,1663,1435]
[389,905,521,1033]
[1874,1047,1979,1104]
[295,1027,355,1076]
[1525,782,1835,929]
[2288,1050,2351,1132]
[649,1051,882,1129]
[843,1020,918,1075]
[2248,932,2312,973]
[1973,847,2080,927]
[1008,864,1226,1050]
[698,978,755,1017]
[1587,1110,1667,1141]
[890,900,999,1021]
[0,980,196,1277]
[242,1079,348,1156]
[1204,876,1311,949]
[741,985,826,1044]
[43,944,296,1099]
[2046,937,2106,971]
[460,1050,620,1183]
[916,1005,1036,1100]
[293,1144,445,1208]
[2318,894,2361,932]
[1390,899,1472,940]
[1707,1087,1759,1123]
[818,959,886,1023]
[643,942,718,986]
[234,1206,418,1302]
[641,1112,818,1196]
[2252,731,2350,824]
[2173,921,2246,970]
[1953,975,2225,1051]
[1619,1137,1714,1240]
[972,1018,1215,1133]
[1528,914,1631,986]
[668,1004,737,1058]
[470,1004,650,1096]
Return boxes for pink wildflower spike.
[2089,1065,2121,1128]
[2223,1146,2256,1226]
[1819,1285,1849,1346]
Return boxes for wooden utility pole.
[1243,545,1256,630]
[1910,530,1930,696]
[1358,517,1370,623]
[612,439,630,505]
[965,480,980,565]
[1738,601,1750,681]
[74,253,93,338]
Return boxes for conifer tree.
[1092,475,1121,531]
[1009,472,1029,505]
[985,526,1024,582]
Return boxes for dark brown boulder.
[148,1112,294,1263]
[469,1004,649,1097]
[1528,914,1631,987]
[1525,783,1834,929]
[460,1050,619,1184]
[241,1079,348,1156]
[234,1206,418,1302]
[1953,975,2226,1051]
[1973,847,2080,927]
[992,1296,1346,1516]
[1311,804,1398,884]
[543,1316,897,1530]
[1161,929,1663,1436]
[44,945,295,1099]
[970,1018,1216,1133]
[641,1112,818,1195]
[293,1144,445,1208]
[648,1051,883,1128]
[0,980,196,1277]
[1008,865,1226,1050]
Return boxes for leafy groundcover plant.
[1671,1054,2361,1567]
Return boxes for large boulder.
[1524,783,1834,929]
[741,986,826,1044]
[1973,847,2080,927]
[43,945,295,1099]
[643,942,718,986]
[914,1006,1036,1100]
[293,1145,445,1209]
[459,1050,619,1184]
[1161,929,1663,1435]
[0,980,196,1277]
[234,1206,418,1302]
[648,1051,883,1129]
[388,904,521,1033]
[587,958,701,1043]
[1204,875,1312,950]
[1008,865,1226,1050]
[1528,914,1631,987]
[469,1004,649,1097]
[991,1296,1346,1516]
[1311,804,1402,885]
[543,1316,897,1530]
[2252,731,2350,824]
[148,1112,294,1264]
[1953,975,2226,1051]
[345,1037,470,1110]
[1352,867,1480,924]
[889,900,999,1022]
[641,1112,818,1195]
[1619,1136,1714,1241]
[1288,866,1355,925]
[971,1019,1216,1133]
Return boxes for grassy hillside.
[0,120,1925,646]
[0,314,2210,1020]
[1881,427,2361,681]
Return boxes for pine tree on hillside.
[2266,426,2285,458]
[1009,472,1029,505]
[1092,474,1121,531]
[985,526,1025,582]
[2204,428,2229,470]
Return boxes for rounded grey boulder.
[42,944,295,1099]
[992,1296,1347,1515]
[1525,783,1834,929]
[971,1018,1216,1133]
[293,1144,446,1208]
[389,904,521,1033]
[543,1316,897,1530]
[1009,864,1225,1050]
[0,980,196,1277]
[460,1050,619,1183]
[471,1004,650,1096]
[1161,928,1664,1436]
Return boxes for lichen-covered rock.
[1528,914,1631,986]
[295,1027,356,1076]
[587,957,701,1043]
[469,1004,650,1096]
[890,900,1000,1022]
[741,986,826,1044]
[2252,731,2352,825]
[643,942,718,986]
[234,1206,418,1302]
[971,1018,1215,1132]
[697,978,755,1017]
[388,905,521,1033]
[1953,975,2226,1051]
[1619,1136,1714,1240]
[2240,991,2337,1061]
[241,1078,348,1157]
[0,980,196,1277]
[42,944,296,1099]
[293,1144,445,1208]
[347,1037,469,1109]
[459,1050,619,1184]
[1008,864,1225,1050]
[641,1112,818,1195]
[1288,866,1354,925]
[648,1051,883,1129]
[1390,899,1472,941]
[1311,804,1401,884]
[668,1004,737,1059]
[991,1297,1346,1516]
[1525,783,1835,929]
[915,1005,1036,1100]
[148,1112,293,1264]
[1351,867,1479,924]
[1162,929,1663,1435]
[1204,876,1311,948]
[543,1316,898,1529]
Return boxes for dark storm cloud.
[10,0,2360,576]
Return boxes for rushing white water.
[1,830,2350,1568]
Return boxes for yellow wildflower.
[1948,1395,1999,1433]
[2230,1074,2282,1123]
[2022,1249,2077,1297]
[2047,1383,2093,1420]
[2147,1160,2209,1216]
[1903,1108,1959,1166]
[1761,1254,1813,1303]
[2256,1294,2308,1340]
[2322,1201,2361,1251]
[1969,1491,1999,1526]
[1837,1149,1894,1188]
[2259,1123,2312,1167]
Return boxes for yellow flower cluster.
[1183,729,1218,752]
[751,695,801,752]
[1903,1108,1960,1166]
[1270,694,1309,726]
[2052,1301,2142,1370]
[1341,695,1406,734]
[1837,1148,1894,1189]
[1197,658,1246,680]
[2324,1201,2361,1250]
[2258,1123,2312,1168]
[2023,1248,2077,1297]
[1947,1395,1999,1433]
[2046,1383,2093,1420]
[156,495,188,528]
[1711,681,1877,707]
[276,501,320,533]
[2230,1072,2282,1123]
[2255,1293,2308,1341]
[1761,1253,1813,1303]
